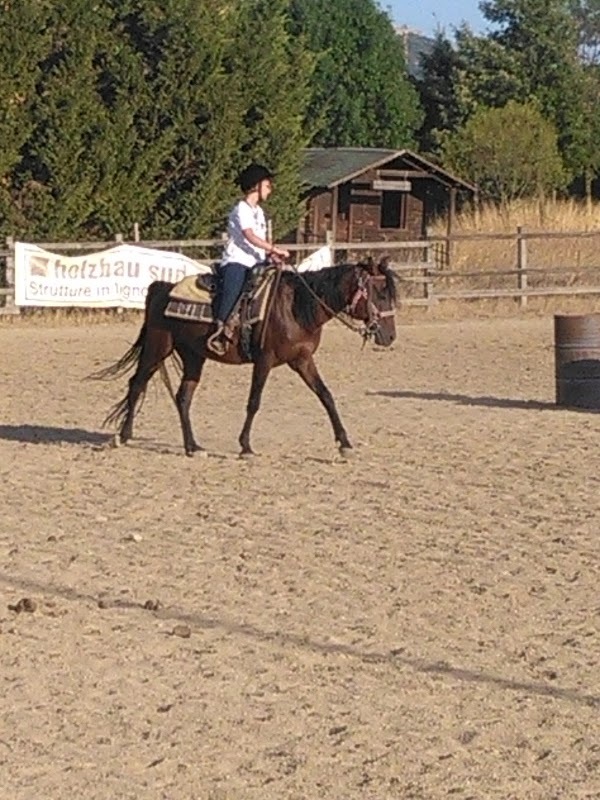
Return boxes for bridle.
[347,268,396,341]
[287,263,395,344]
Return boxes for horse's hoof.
[239,449,257,459]
[338,445,354,460]
[112,433,121,448]
[187,445,207,458]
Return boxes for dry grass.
[381,198,600,312]
[441,196,600,234]
[430,198,600,273]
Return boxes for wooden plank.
[377,169,429,178]
[435,265,600,279]
[331,240,428,251]
[372,179,411,192]
[396,276,434,284]
[435,286,600,300]
[31,238,223,251]
[400,297,432,307]
[433,229,600,244]
[390,263,432,272]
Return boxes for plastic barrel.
[555,314,600,408]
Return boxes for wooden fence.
[3,227,600,314]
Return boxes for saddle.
[165,264,275,355]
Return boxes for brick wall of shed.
[299,176,436,244]
[346,168,424,241]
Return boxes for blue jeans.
[215,263,249,323]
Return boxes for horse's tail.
[103,356,179,430]
[89,327,146,383]
[88,282,174,429]
[102,389,132,429]
[88,281,165,382]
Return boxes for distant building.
[395,25,435,81]
[296,147,477,248]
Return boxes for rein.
[289,264,382,344]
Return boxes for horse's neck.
[314,266,355,318]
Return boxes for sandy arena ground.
[1,313,599,800]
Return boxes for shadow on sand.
[368,389,600,414]
[0,571,598,710]
[0,424,111,446]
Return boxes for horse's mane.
[284,264,355,328]
[283,261,397,328]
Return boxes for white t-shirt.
[221,200,267,268]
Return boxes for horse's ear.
[361,256,374,271]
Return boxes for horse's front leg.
[239,357,272,456]
[289,355,352,453]
[175,348,206,457]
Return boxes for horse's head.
[347,257,397,347]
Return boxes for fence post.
[114,233,124,314]
[424,242,435,309]
[326,229,336,262]
[446,186,456,268]
[3,236,16,313]
[517,225,528,308]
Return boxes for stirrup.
[207,323,230,356]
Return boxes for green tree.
[288,0,423,148]
[453,25,525,114]
[228,0,315,237]
[102,0,313,239]
[417,34,465,154]
[480,0,588,177]
[0,1,53,238]
[417,27,524,156]
[16,0,152,239]
[568,1,600,203]
[442,100,566,204]
[116,0,245,237]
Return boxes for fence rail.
[3,228,600,314]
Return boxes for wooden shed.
[298,147,477,246]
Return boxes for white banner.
[14,242,212,308]
[297,245,333,272]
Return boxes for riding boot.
[207,320,232,356]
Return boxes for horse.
[94,258,397,457]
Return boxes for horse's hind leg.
[289,355,352,452]
[175,347,206,457]
[120,330,172,444]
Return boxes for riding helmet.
[238,163,274,193]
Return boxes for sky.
[382,0,489,38]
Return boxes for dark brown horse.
[95,258,397,456]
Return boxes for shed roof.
[302,147,477,192]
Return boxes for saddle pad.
[164,298,214,323]
[168,274,212,303]
[164,270,275,326]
